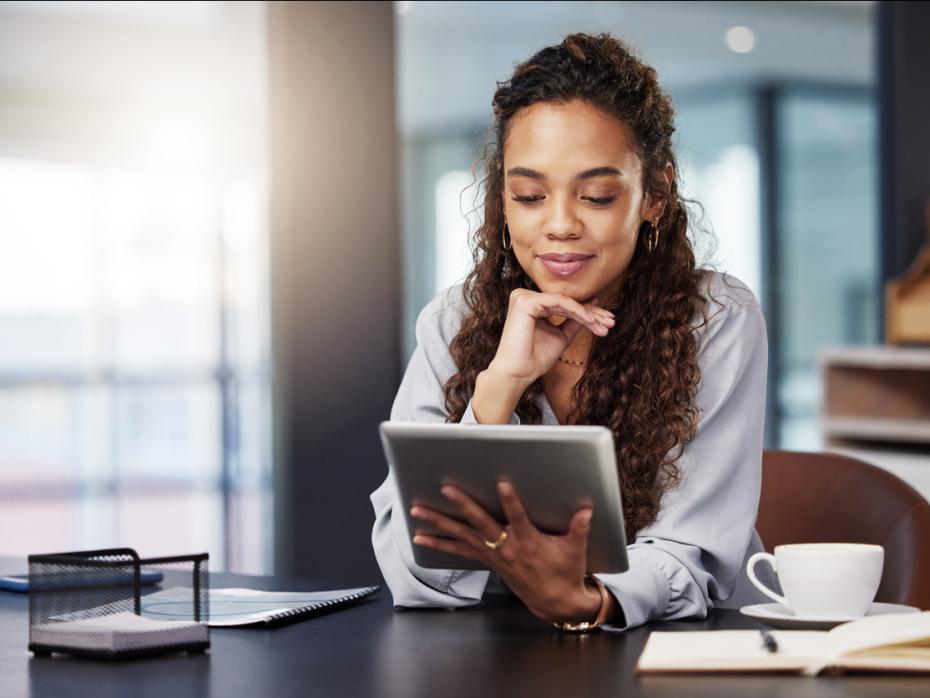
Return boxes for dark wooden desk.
[1,559,928,698]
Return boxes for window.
[0,1,272,572]
[0,157,271,571]
[775,90,878,448]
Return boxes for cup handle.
[746,552,789,608]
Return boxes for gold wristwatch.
[552,574,610,633]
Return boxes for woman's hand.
[410,480,605,624]
[491,289,614,385]
[471,289,614,424]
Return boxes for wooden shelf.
[823,416,930,444]
[820,347,930,440]
[821,345,930,505]
[819,346,930,370]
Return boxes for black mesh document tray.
[28,547,209,660]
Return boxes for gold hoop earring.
[502,219,512,250]
[647,213,662,253]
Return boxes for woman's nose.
[541,195,581,239]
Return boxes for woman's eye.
[510,194,616,205]
[582,196,617,206]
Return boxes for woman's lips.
[538,253,595,277]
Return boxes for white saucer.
[739,602,920,630]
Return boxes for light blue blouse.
[370,271,773,630]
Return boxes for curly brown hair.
[440,33,715,539]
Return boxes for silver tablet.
[379,421,629,573]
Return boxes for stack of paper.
[32,611,207,654]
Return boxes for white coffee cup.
[746,543,884,619]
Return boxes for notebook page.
[826,611,930,657]
[636,631,826,672]
[850,644,930,660]
[794,612,930,675]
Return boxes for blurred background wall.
[0,1,927,582]
[268,1,398,584]
[397,0,877,451]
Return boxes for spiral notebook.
[140,585,380,627]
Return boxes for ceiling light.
[726,26,755,54]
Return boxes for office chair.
[757,449,930,609]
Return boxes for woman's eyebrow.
[506,166,624,180]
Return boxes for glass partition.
[776,89,877,448]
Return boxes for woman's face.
[502,99,665,302]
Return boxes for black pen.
[760,627,778,653]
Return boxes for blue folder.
[0,569,164,593]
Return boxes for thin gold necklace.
[558,355,586,367]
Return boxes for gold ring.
[484,530,508,550]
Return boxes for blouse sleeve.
[370,287,512,607]
[597,285,768,630]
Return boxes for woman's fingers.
[584,317,617,334]
[512,289,613,334]
[497,480,535,539]
[541,303,610,337]
[538,294,610,328]
[585,306,615,336]
[410,505,485,549]
[566,508,594,551]
[588,307,615,322]
[440,486,505,544]
[412,534,486,563]
[586,306,616,325]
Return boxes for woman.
[371,32,769,631]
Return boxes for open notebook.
[637,611,930,676]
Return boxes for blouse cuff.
[595,546,705,631]
[461,400,521,425]
[381,489,489,608]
